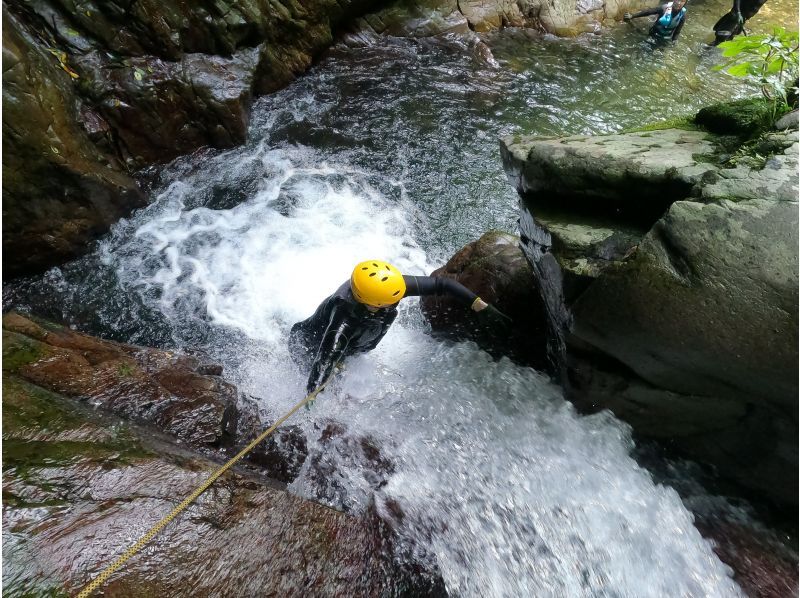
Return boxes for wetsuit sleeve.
[629,6,662,17]
[306,304,353,393]
[403,275,479,307]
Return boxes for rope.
[76,377,333,598]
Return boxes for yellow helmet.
[351,261,406,308]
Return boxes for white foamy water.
[105,144,427,345]
[92,139,743,597]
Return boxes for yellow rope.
[76,378,332,598]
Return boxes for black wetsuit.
[712,0,767,44]
[630,3,687,41]
[289,275,478,392]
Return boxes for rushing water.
[5,2,797,595]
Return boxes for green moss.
[2,331,45,373]
[4,439,126,471]
[694,98,780,138]
[118,362,135,377]
[3,376,86,434]
[621,116,698,134]
[691,152,719,164]
[2,375,153,469]
[22,313,65,333]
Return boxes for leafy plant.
[715,28,799,116]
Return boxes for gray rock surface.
[501,128,718,202]
[701,131,799,203]
[774,109,799,131]
[501,118,799,506]
[501,127,800,207]
[572,198,798,409]
[530,210,642,302]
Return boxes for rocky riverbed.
[3,0,656,278]
[4,0,799,594]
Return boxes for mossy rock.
[620,115,698,134]
[694,98,777,137]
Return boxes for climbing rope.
[76,376,334,598]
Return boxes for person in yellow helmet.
[289,260,505,394]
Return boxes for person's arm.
[624,6,662,20]
[306,306,353,393]
[671,15,686,39]
[402,275,487,311]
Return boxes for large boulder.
[2,367,441,596]
[419,230,553,370]
[569,198,798,505]
[501,114,799,507]
[501,113,799,211]
[502,126,799,289]
[572,198,798,408]
[501,128,717,213]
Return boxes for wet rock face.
[696,518,799,598]
[3,0,376,278]
[501,115,799,507]
[419,230,553,371]
[2,371,440,597]
[6,0,378,167]
[570,198,799,506]
[234,394,309,484]
[303,421,397,511]
[3,312,237,447]
[74,48,261,167]
[2,8,146,278]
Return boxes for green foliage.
[715,28,799,115]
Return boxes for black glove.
[487,304,513,324]
[476,303,513,326]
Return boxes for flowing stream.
[5,2,797,595]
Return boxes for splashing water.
[109,145,428,345]
[21,137,739,595]
[7,11,793,593]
